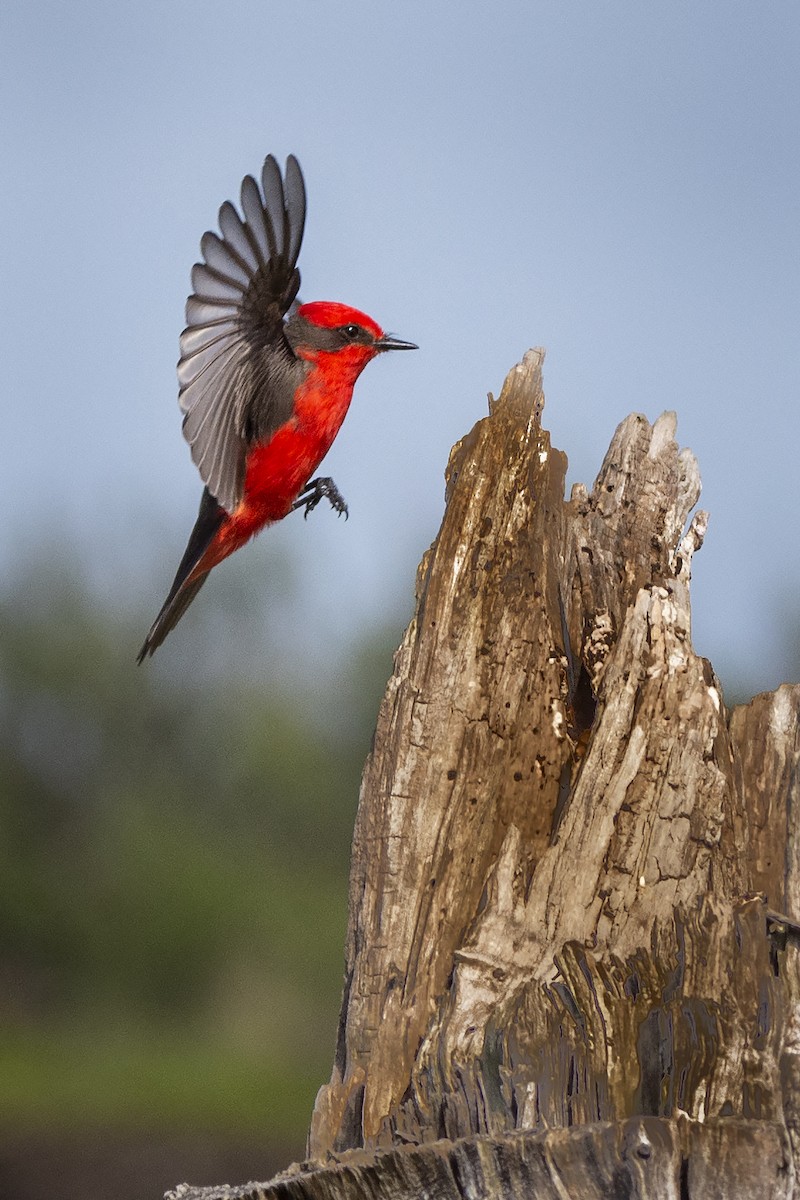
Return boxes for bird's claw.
[293,476,349,521]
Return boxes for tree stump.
[169,351,800,1199]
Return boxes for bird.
[138,154,416,661]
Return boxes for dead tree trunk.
[171,351,800,1200]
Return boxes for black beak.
[376,334,418,352]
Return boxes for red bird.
[138,155,416,660]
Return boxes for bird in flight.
[138,155,416,660]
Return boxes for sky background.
[2,0,799,697]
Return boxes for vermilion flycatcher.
[138,155,416,660]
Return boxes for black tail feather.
[137,488,225,661]
[137,575,211,662]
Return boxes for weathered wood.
[730,687,800,1186]
[167,352,799,1198]
[167,1119,790,1199]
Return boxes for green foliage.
[0,560,402,1137]
[0,1025,319,1136]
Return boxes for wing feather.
[240,175,271,266]
[284,155,306,266]
[261,156,287,258]
[178,323,237,359]
[185,297,240,325]
[218,200,259,272]
[199,231,252,289]
[178,332,240,391]
[190,263,244,303]
[180,341,241,421]
[177,155,307,512]
[183,362,248,511]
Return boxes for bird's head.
[286,301,417,371]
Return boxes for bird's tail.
[137,487,226,661]
[137,573,210,662]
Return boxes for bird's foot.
[293,476,349,520]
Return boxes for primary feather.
[177,154,307,514]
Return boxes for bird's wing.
[178,155,306,513]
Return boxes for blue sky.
[2,1,799,694]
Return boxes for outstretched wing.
[177,155,306,513]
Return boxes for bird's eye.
[341,324,362,340]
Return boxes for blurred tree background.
[0,542,407,1200]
